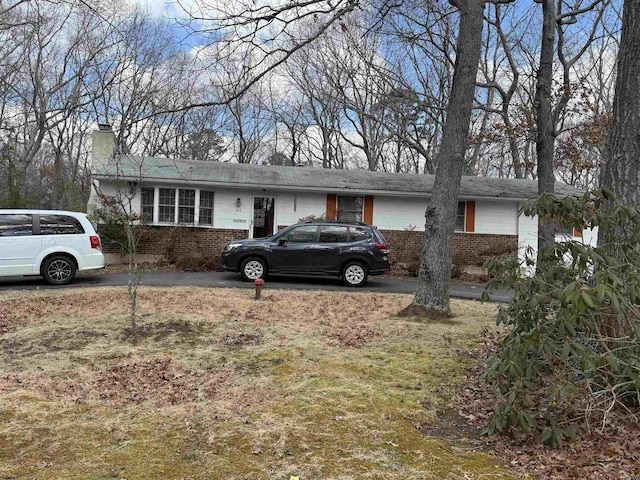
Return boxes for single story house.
[88,126,592,267]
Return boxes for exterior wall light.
[236,197,242,208]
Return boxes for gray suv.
[220,221,390,287]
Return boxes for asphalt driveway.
[0,270,513,303]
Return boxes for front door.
[252,197,275,238]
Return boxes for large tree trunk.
[598,0,640,249]
[411,0,486,316]
[535,0,557,252]
[599,0,640,207]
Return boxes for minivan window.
[0,214,33,236]
[39,214,85,235]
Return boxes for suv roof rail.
[302,219,370,226]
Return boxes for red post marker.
[254,278,265,300]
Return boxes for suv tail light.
[376,243,389,254]
[90,235,102,250]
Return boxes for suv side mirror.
[278,238,287,246]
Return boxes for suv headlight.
[224,243,243,252]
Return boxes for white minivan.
[0,210,105,285]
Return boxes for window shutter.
[465,201,475,232]
[364,196,374,225]
[326,194,337,220]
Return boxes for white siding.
[582,227,598,247]
[276,192,326,226]
[474,200,518,235]
[372,196,428,231]
[95,181,142,215]
[215,190,251,230]
[373,197,520,234]
[518,210,538,266]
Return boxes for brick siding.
[380,229,518,268]
[100,224,516,268]
[100,225,249,257]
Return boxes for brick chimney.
[91,123,116,170]
[87,124,116,216]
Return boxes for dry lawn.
[0,287,525,479]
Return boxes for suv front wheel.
[240,256,267,282]
[342,261,368,287]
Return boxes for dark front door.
[252,197,275,238]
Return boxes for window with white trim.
[178,189,196,224]
[454,202,466,232]
[143,187,215,226]
[337,195,363,222]
[158,188,176,223]
[141,188,154,222]
[199,191,214,226]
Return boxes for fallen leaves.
[455,329,640,480]
[1,356,230,407]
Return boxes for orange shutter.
[573,227,583,238]
[465,201,475,233]
[326,194,337,220]
[364,196,374,225]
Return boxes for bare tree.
[0,1,123,208]
[89,6,187,156]
[264,77,313,166]
[318,23,391,171]
[92,156,148,344]
[535,0,611,250]
[474,2,536,178]
[287,44,347,169]
[375,0,458,174]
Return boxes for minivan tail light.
[376,243,389,254]
[90,235,102,250]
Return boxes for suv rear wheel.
[42,255,76,285]
[240,256,267,282]
[342,261,368,287]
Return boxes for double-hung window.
[337,196,363,222]
[178,189,195,224]
[454,202,466,232]
[199,191,214,226]
[158,188,176,223]
[141,188,154,222]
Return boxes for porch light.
[236,197,242,208]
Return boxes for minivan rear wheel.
[240,256,267,282]
[342,261,368,287]
[42,255,76,285]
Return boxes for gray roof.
[94,155,581,201]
